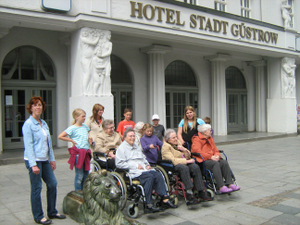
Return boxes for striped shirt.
[65,124,90,150]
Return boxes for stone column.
[69,27,114,122]
[267,57,297,133]
[141,45,171,127]
[251,60,267,132]
[205,54,231,136]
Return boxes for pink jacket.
[68,146,91,171]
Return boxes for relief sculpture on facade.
[281,57,296,98]
[281,0,293,29]
[80,28,112,96]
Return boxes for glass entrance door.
[2,88,55,150]
[227,92,247,133]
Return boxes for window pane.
[1,49,18,79]
[111,55,131,84]
[4,89,26,138]
[165,60,196,86]
[226,66,246,89]
[20,47,36,80]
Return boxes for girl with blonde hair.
[177,106,205,148]
[58,108,92,190]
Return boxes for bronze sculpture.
[63,170,144,225]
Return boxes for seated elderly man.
[191,124,240,194]
[116,128,177,213]
[161,129,212,205]
[94,119,122,170]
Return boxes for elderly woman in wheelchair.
[92,119,122,171]
[191,124,240,194]
[161,129,212,205]
[116,128,177,214]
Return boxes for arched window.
[225,66,247,133]
[165,60,198,128]
[1,46,56,150]
[2,46,55,81]
[111,55,133,124]
[226,66,246,89]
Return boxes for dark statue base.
[63,170,144,225]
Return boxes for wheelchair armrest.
[93,152,106,157]
[115,168,129,173]
[158,160,174,168]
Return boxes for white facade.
[0,0,299,151]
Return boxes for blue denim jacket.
[22,115,55,167]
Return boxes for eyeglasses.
[106,126,115,130]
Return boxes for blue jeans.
[74,155,89,190]
[137,170,167,204]
[25,160,58,221]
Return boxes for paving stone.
[265,214,300,225]
[280,198,300,209]
[231,204,282,219]
[283,192,300,200]
[268,204,300,215]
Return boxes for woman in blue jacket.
[22,96,65,224]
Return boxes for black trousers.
[174,163,205,192]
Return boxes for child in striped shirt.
[58,108,92,190]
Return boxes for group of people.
[22,96,240,224]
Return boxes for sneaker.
[197,191,213,201]
[219,186,233,194]
[229,184,240,191]
[144,204,161,213]
[186,193,199,205]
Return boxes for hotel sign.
[129,1,278,45]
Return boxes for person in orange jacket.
[191,124,240,194]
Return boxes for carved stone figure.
[80,28,112,96]
[92,31,112,96]
[63,170,144,225]
[281,57,296,98]
[80,28,101,95]
[281,0,292,28]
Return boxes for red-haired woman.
[22,96,65,224]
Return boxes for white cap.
[152,114,160,120]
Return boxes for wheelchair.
[157,160,195,206]
[192,150,238,198]
[90,152,173,218]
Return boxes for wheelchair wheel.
[127,203,139,218]
[154,165,170,192]
[90,159,101,172]
[207,189,215,199]
[110,172,127,210]
[170,194,178,206]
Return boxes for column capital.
[204,53,231,62]
[249,60,266,68]
[140,44,172,54]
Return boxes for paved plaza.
[0,135,300,225]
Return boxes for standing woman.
[22,96,65,224]
[177,106,205,148]
[86,104,105,151]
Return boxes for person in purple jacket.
[140,123,163,165]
